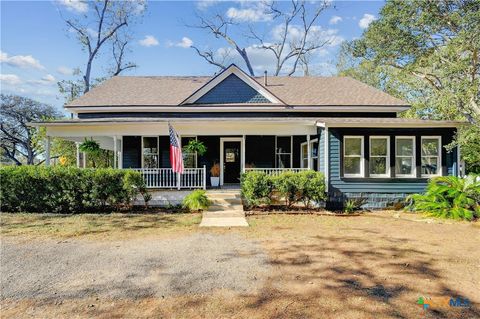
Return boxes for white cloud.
[329,15,343,25]
[27,74,57,86]
[139,35,159,47]
[0,51,45,70]
[196,0,219,11]
[359,13,375,29]
[57,66,74,75]
[57,0,88,13]
[271,25,343,48]
[227,7,272,22]
[0,74,22,85]
[167,37,193,48]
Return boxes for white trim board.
[65,106,410,114]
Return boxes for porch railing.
[243,168,309,175]
[133,166,206,189]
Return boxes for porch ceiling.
[31,118,319,137]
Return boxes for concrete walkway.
[200,190,248,227]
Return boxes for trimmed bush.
[406,175,480,220]
[182,190,210,212]
[241,170,326,209]
[240,171,274,207]
[0,166,147,213]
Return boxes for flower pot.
[210,176,220,187]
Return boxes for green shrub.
[182,190,210,212]
[296,170,326,208]
[273,171,300,208]
[406,175,480,220]
[240,171,274,207]
[0,166,146,213]
[241,170,326,209]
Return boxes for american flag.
[169,123,184,174]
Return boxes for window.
[300,139,319,169]
[395,137,415,177]
[142,136,158,168]
[343,136,364,177]
[181,136,197,168]
[276,136,291,168]
[369,136,390,177]
[421,137,441,176]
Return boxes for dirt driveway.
[1,211,479,319]
[1,233,269,300]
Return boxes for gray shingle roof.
[66,75,408,108]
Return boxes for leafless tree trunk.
[61,0,141,93]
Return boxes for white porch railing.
[244,168,309,175]
[133,166,206,189]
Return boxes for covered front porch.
[40,118,319,189]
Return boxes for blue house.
[33,65,464,208]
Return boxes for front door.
[223,141,241,184]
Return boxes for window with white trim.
[301,139,319,169]
[343,136,364,177]
[421,137,441,176]
[395,137,415,177]
[142,136,159,168]
[369,136,390,177]
[276,136,292,168]
[181,136,198,168]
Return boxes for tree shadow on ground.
[236,232,479,319]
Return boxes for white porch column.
[306,134,311,169]
[76,142,81,168]
[45,136,51,167]
[242,134,246,173]
[113,136,118,168]
[83,152,87,168]
[118,136,123,169]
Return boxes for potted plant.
[210,162,220,187]
[182,139,207,156]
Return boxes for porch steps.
[200,190,248,227]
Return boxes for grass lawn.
[0,212,202,240]
[1,211,479,319]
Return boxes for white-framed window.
[395,136,415,177]
[369,136,390,177]
[300,139,319,169]
[181,136,198,168]
[343,136,364,177]
[276,136,292,168]
[421,136,441,177]
[142,136,159,168]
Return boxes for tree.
[190,0,332,76]
[0,95,61,165]
[338,0,480,172]
[59,0,143,95]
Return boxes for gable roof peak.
[180,64,285,105]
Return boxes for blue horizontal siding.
[328,130,430,194]
[195,74,270,104]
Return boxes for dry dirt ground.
[1,211,479,319]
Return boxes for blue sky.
[1,0,384,111]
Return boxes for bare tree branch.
[188,14,255,76]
